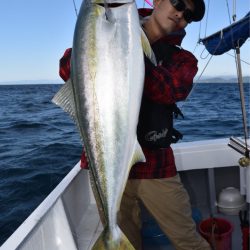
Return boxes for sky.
[0,0,249,83]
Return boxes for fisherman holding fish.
[58,0,211,249]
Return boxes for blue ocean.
[0,82,249,245]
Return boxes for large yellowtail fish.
[52,0,154,248]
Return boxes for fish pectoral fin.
[52,79,77,121]
[141,28,157,66]
[92,226,135,250]
[52,80,83,141]
[130,141,146,167]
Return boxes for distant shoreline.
[0,76,249,85]
[196,76,250,83]
[0,80,63,85]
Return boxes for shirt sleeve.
[80,150,89,169]
[143,48,198,104]
[59,48,72,82]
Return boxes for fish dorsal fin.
[141,28,157,66]
[130,141,146,168]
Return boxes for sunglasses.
[169,0,194,23]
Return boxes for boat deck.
[76,202,244,250]
[74,204,102,250]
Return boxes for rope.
[181,33,225,110]
[144,0,153,7]
[226,52,250,66]
[72,0,78,17]
[225,0,232,25]
[195,54,214,83]
[232,0,237,21]
[177,51,215,111]
[203,0,210,38]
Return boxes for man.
[117,0,211,249]
[59,0,211,249]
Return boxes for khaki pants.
[117,174,211,250]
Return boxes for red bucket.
[199,217,233,250]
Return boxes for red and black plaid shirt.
[59,9,198,179]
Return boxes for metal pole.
[235,47,249,150]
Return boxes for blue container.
[192,207,203,226]
[142,207,202,248]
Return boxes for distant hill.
[197,76,250,83]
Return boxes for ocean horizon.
[0,75,250,85]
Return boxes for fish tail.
[92,226,135,250]
[141,28,157,66]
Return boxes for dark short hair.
[192,0,205,22]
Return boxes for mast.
[228,10,249,167]
[235,46,249,149]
